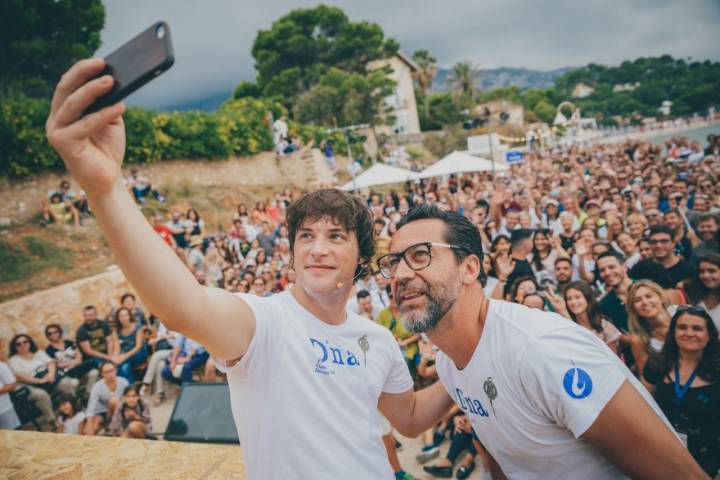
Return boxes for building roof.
[395,51,419,71]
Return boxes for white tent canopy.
[416,150,508,179]
[339,163,419,191]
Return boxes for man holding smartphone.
[46,59,454,479]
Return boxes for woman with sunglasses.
[642,307,720,477]
[44,323,98,391]
[627,281,676,376]
[8,334,78,430]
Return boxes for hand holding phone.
[86,21,174,114]
[46,22,174,197]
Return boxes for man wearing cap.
[380,204,707,479]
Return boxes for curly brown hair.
[286,189,374,277]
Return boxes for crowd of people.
[3,130,720,477]
[0,291,216,439]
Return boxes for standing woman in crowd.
[682,253,720,330]
[627,280,675,376]
[642,307,720,477]
[615,232,641,269]
[114,307,148,383]
[557,211,577,253]
[185,208,204,244]
[232,203,249,223]
[626,213,649,240]
[564,281,620,355]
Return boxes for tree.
[0,0,105,98]
[448,61,481,105]
[412,49,437,118]
[251,5,397,104]
[293,67,394,127]
[232,81,260,99]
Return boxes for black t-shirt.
[76,320,112,357]
[665,259,695,286]
[46,340,75,362]
[505,259,535,293]
[598,290,629,333]
[643,363,720,476]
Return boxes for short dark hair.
[44,323,63,337]
[698,213,718,225]
[120,293,135,304]
[596,250,624,265]
[356,289,371,301]
[554,257,572,267]
[83,305,96,312]
[510,229,533,247]
[287,189,374,276]
[396,204,484,281]
[664,208,682,217]
[648,225,674,238]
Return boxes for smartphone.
[85,21,174,114]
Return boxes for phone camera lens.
[156,24,166,39]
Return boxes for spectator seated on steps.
[125,167,165,205]
[42,192,80,227]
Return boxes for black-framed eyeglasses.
[15,340,29,346]
[376,242,467,279]
[46,330,61,336]
[649,237,672,245]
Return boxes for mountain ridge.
[161,66,577,111]
[431,66,576,93]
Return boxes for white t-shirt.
[435,300,674,480]
[0,362,17,414]
[9,351,53,384]
[61,411,87,434]
[216,290,413,480]
[87,377,129,416]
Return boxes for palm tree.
[448,61,481,105]
[411,49,437,118]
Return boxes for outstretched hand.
[46,58,127,197]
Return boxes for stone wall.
[0,266,141,361]
[0,148,341,225]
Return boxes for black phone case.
[85,21,174,114]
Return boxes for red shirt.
[154,225,174,246]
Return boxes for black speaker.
[164,382,239,444]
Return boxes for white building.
[368,52,421,135]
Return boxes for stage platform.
[0,430,245,479]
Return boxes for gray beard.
[399,276,460,334]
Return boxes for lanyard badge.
[673,364,699,405]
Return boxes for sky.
[98,0,720,109]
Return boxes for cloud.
[97,0,720,108]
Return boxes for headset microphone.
[336,264,368,289]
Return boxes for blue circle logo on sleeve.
[563,367,593,399]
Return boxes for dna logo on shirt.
[455,388,490,417]
[309,337,360,375]
[562,367,593,399]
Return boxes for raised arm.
[46,59,255,360]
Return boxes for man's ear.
[462,254,482,285]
